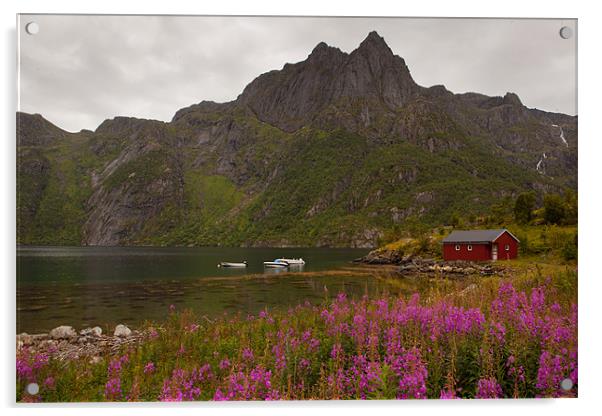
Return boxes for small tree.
[543,194,566,225]
[562,232,578,261]
[449,212,462,228]
[514,192,536,224]
[563,189,578,225]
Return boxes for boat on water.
[263,261,289,268]
[218,261,248,268]
[274,258,305,265]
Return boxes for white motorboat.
[263,261,289,268]
[274,258,305,265]
[218,261,248,268]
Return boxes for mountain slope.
[17,32,577,248]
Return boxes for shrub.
[561,233,578,261]
[514,192,536,224]
[543,195,566,225]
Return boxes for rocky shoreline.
[17,324,150,362]
[396,257,499,276]
[354,250,502,276]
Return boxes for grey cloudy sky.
[18,15,577,132]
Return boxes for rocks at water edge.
[396,257,499,276]
[114,324,132,337]
[17,333,34,348]
[354,250,504,276]
[80,326,102,337]
[353,248,407,265]
[17,325,147,361]
[49,325,77,339]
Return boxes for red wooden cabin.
[441,229,519,261]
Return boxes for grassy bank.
[17,262,577,401]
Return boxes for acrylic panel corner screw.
[25,22,39,35]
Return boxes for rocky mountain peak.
[310,41,329,54]
[503,92,523,107]
[236,31,421,131]
[357,31,392,54]
[95,116,168,142]
[307,41,346,63]
[17,112,67,146]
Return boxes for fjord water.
[17,246,390,333]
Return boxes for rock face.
[49,326,77,340]
[17,112,67,146]
[114,324,132,338]
[354,248,407,265]
[16,31,577,248]
[239,31,420,132]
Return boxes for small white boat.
[263,261,289,268]
[274,258,305,265]
[218,261,248,268]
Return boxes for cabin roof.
[441,229,519,244]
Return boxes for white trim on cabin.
[493,229,520,243]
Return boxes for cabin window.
[455,244,460,251]
[505,244,510,251]
[467,245,473,251]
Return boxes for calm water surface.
[17,246,399,333]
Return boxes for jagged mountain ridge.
[17,31,577,247]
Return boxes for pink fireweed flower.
[104,377,122,401]
[396,348,428,399]
[144,362,155,374]
[148,328,159,339]
[536,350,571,397]
[159,365,212,401]
[16,357,33,381]
[290,337,300,351]
[330,343,343,360]
[241,347,254,362]
[489,321,506,344]
[108,354,129,376]
[440,389,457,399]
[475,377,504,399]
[169,304,176,313]
[272,345,286,371]
[308,337,320,352]
[219,358,231,370]
[327,368,349,397]
[215,365,278,400]
[347,355,382,399]
[17,350,51,382]
[32,353,49,370]
[43,376,56,390]
[336,292,347,303]
[213,389,228,401]
[530,287,546,312]
[298,358,311,371]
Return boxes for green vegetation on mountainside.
[17,120,573,248]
